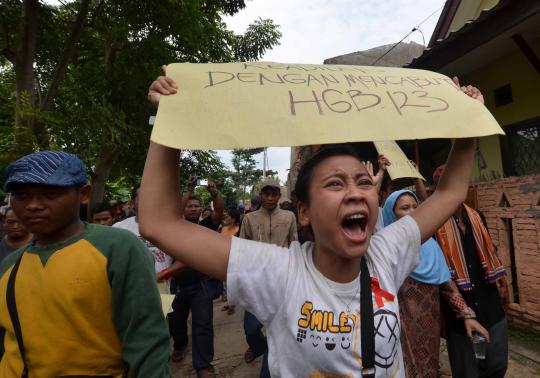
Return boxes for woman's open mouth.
[341,213,368,243]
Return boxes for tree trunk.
[14,0,39,155]
[86,29,123,215]
[29,0,91,150]
[89,144,122,211]
[40,0,91,113]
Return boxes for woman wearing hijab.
[383,190,489,378]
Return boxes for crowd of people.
[0,75,510,378]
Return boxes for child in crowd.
[0,150,170,377]
[139,74,484,377]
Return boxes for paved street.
[172,300,540,377]
[172,300,262,377]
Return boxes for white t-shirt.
[227,215,421,378]
[113,217,173,292]
[375,207,385,232]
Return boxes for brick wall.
[474,174,540,331]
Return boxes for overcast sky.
[218,0,446,183]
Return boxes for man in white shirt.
[114,186,173,291]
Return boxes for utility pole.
[263,147,268,179]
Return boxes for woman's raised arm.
[412,79,483,242]
[411,139,475,242]
[139,143,230,281]
[139,74,230,281]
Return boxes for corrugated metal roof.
[407,0,518,68]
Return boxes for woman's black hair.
[294,144,364,205]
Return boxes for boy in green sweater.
[0,150,170,377]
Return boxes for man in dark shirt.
[432,162,508,378]
[169,176,224,378]
[437,203,509,377]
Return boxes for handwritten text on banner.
[152,62,503,149]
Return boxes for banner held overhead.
[152,62,504,149]
[374,141,424,181]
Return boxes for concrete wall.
[474,174,540,331]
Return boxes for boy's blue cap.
[4,150,87,192]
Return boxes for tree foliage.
[0,0,281,204]
[230,148,279,201]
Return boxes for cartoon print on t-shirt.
[340,335,351,350]
[296,281,399,374]
[325,336,336,351]
[310,334,321,347]
[297,328,307,343]
[373,309,399,370]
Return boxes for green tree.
[181,149,236,207]
[230,148,279,201]
[0,0,281,206]
[231,148,259,201]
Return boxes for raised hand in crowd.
[378,154,390,171]
[207,181,219,197]
[363,160,375,179]
[453,76,484,105]
[148,65,177,108]
[364,154,390,193]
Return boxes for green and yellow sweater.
[0,224,170,378]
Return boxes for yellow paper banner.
[157,281,167,294]
[160,294,175,317]
[152,62,503,149]
[373,141,424,181]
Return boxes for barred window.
[502,122,540,176]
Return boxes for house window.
[500,120,540,176]
[493,84,513,107]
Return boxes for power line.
[415,28,426,47]
[416,4,446,29]
[370,29,417,66]
[370,4,444,66]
